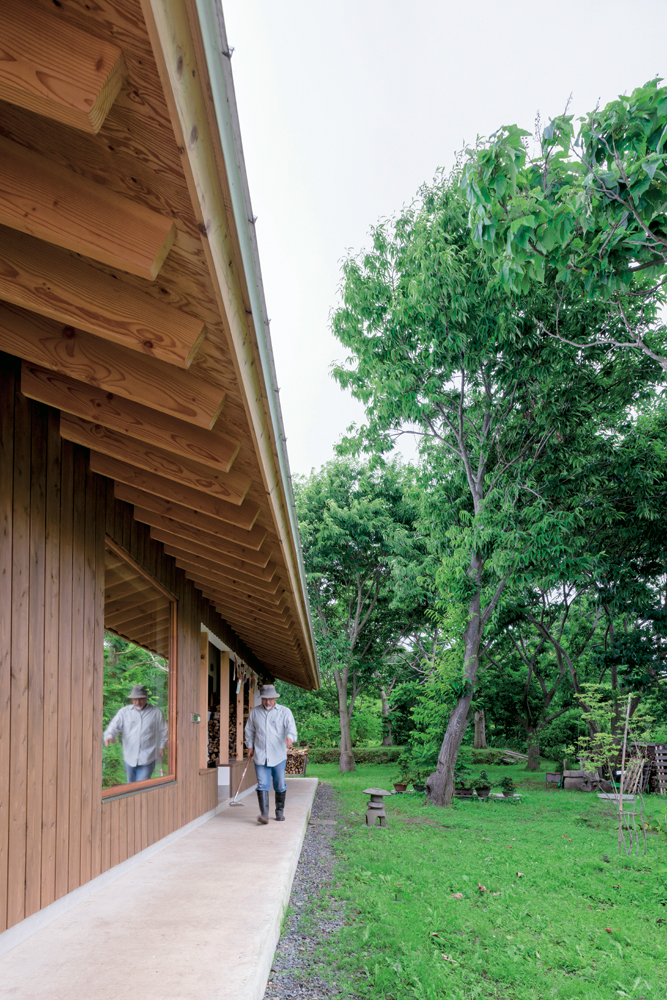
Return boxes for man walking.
[245,684,297,824]
[104,684,168,784]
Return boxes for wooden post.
[219,652,229,765]
[199,632,208,770]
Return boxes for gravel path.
[263,781,355,1000]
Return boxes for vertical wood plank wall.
[0,358,262,934]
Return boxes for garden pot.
[414,783,426,792]
[476,787,491,798]
[502,791,514,798]
[454,789,473,799]
[394,782,407,793]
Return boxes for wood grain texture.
[23,365,239,473]
[147,522,271,570]
[1,228,205,367]
[171,557,282,602]
[61,419,250,506]
[25,401,46,919]
[55,441,73,902]
[40,409,60,908]
[170,546,285,600]
[195,580,289,624]
[0,135,175,279]
[198,589,292,629]
[126,494,266,552]
[7,385,31,927]
[0,357,15,933]
[0,0,127,133]
[113,480,260,534]
[160,540,276,583]
[0,303,225,428]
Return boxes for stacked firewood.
[228,702,237,759]
[208,711,220,766]
[286,747,308,776]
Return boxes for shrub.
[306,746,405,764]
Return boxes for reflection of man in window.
[104,684,168,784]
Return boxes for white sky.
[222,0,667,476]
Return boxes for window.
[102,539,176,793]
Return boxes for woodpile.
[228,702,237,759]
[286,747,308,776]
[647,744,667,793]
[208,711,220,767]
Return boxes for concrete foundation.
[0,777,318,1000]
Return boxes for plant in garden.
[462,78,667,368]
[332,171,661,803]
[500,774,516,796]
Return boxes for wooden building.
[0,0,319,937]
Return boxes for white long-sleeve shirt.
[104,704,168,766]
[245,703,297,766]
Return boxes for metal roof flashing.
[192,0,319,689]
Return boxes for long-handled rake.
[229,756,252,807]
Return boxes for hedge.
[305,745,405,764]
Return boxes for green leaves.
[462,78,667,312]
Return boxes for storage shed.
[0,0,319,937]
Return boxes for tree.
[294,459,428,771]
[332,171,661,803]
[462,79,667,369]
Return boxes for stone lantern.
[363,787,391,827]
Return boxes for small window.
[102,540,176,794]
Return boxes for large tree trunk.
[334,667,355,772]
[380,686,392,746]
[427,576,482,806]
[525,729,540,771]
[474,709,486,749]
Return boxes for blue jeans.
[125,761,155,784]
[255,759,287,793]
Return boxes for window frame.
[102,537,178,799]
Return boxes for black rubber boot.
[275,789,286,821]
[257,790,269,825]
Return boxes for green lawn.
[305,760,667,1000]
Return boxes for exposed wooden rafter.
[0,135,175,279]
[61,417,250,505]
[0,0,127,134]
[111,470,259,532]
[22,364,239,474]
[122,491,266,549]
[171,556,281,600]
[159,540,276,584]
[2,229,205,367]
[147,523,272,569]
[0,304,225,428]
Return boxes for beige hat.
[259,684,280,700]
[128,684,149,699]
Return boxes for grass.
[305,759,667,1000]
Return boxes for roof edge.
[190,0,320,689]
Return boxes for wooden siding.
[0,356,262,933]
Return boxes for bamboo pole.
[618,695,632,855]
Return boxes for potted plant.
[454,778,474,798]
[473,770,492,798]
[500,775,516,798]
[394,751,417,792]
[453,751,474,797]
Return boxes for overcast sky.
[222,0,667,477]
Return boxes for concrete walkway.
[0,778,318,1000]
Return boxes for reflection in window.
[102,542,174,791]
